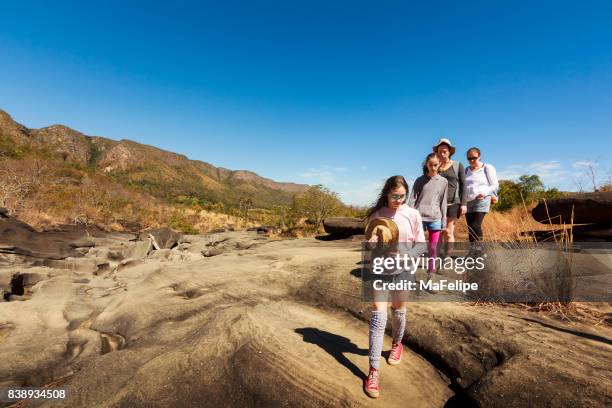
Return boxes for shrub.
[493,174,562,212]
[289,185,342,232]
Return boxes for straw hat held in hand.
[365,217,399,244]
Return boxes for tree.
[0,159,46,211]
[495,180,522,211]
[494,174,561,212]
[517,175,544,196]
[272,204,290,230]
[291,185,342,231]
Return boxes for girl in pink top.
[363,175,424,398]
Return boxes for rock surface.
[0,228,610,407]
[532,191,612,224]
[0,213,94,259]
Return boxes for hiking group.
[362,138,499,398]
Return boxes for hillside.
[0,109,308,210]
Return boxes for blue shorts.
[467,196,491,213]
[422,219,443,231]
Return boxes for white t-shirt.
[465,164,499,201]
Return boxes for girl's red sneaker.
[364,367,380,398]
[388,343,403,365]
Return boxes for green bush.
[493,175,563,211]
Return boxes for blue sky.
[1,0,611,205]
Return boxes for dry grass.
[16,203,250,234]
[0,156,271,234]
[451,204,557,242]
[1,159,249,233]
[462,202,610,326]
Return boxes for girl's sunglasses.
[388,194,406,201]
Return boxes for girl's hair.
[422,152,439,175]
[365,175,409,219]
[467,147,481,157]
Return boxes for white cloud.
[299,166,392,205]
[328,176,426,206]
[336,175,420,206]
[336,180,384,207]
[497,161,569,185]
[298,165,348,184]
[572,161,598,169]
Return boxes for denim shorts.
[422,219,443,231]
[467,196,491,213]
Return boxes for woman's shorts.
[422,219,443,231]
[447,203,461,219]
[467,196,491,213]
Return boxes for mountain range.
[0,109,308,209]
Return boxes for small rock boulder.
[124,240,153,260]
[323,217,365,237]
[138,228,182,249]
[202,248,223,257]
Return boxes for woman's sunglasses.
[467,156,479,161]
[388,194,406,201]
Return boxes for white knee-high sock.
[391,308,406,344]
[368,310,387,369]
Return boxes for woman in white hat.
[362,175,425,398]
[433,138,467,256]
